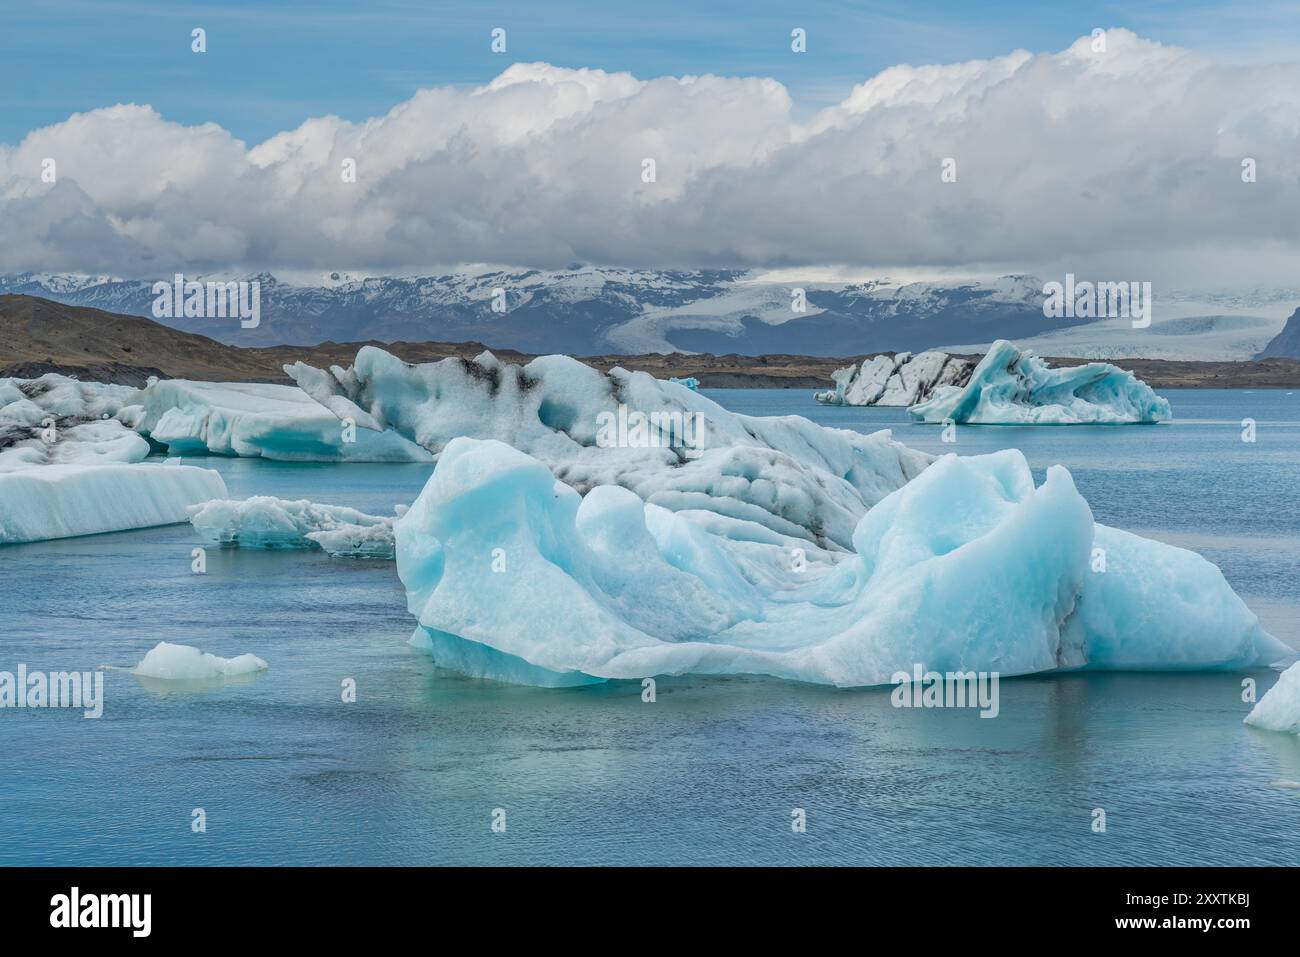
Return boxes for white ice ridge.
[395,438,1287,688]
[814,351,973,407]
[909,340,1173,424]
[285,347,932,550]
[188,496,403,557]
[127,378,434,462]
[0,374,147,469]
[132,641,268,681]
[0,462,228,544]
[1246,662,1300,735]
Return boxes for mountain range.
[1,269,1295,359]
[0,269,1067,356]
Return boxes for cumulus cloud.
[1,29,1297,285]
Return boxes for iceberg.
[127,378,434,462]
[667,376,700,391]
[0,373,148,469]
[395,438,1286,687]
[132,641,268,680]
[908,340,1172,424]
[814,351,973,407]
[286,347,931,550]
[188,496,402,557]
[1246,662,1300,735]
[0,462,228,544]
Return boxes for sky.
[4,0,1299,145]
[2,1,1299,285]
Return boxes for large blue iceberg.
[394,437,1286,687]
[909,340,1172,424]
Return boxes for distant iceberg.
[128,378,433,462]
[394,438,1285,687]
[1246,662,1300,735]
[0,461,227,544]
[132,641,268,681]
[188,496,402,558]
[909,340,1172,424]
[814,351,973,407]
[286,347,931,550]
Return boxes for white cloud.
[1,29,1297,287]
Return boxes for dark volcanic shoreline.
[4,294,1300,389]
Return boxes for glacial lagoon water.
[1,389,1297,865]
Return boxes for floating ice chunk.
[306,523,396,559]
[396,438,1283,687]
[909,340,1172,424]
[188,495,398,557]
[132,641,268,681]
[1065,525,1287,671]
[667,376,700,391]
[0,374,148,469]
[1246,662,1300,735]
[815,351,973,406]
[0,462,228,544]
[286,347,931,550]
[128,378,432,462]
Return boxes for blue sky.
[3,0,1297,145]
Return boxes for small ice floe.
[131,641,267,683]
[1246,661,1300,735]
[188,496,402,558]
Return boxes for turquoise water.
[0,389,1297,865]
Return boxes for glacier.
[286,347,931,550]
[188,496,402,558]
[1246,663,1300,735]
[0,461,228,544]
[909,340,1172,424]
[814,351,973,407]
[394,437,1287,688]
[127,378,433,462]
[132,641,268,681]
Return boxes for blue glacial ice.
[0,374,230,543]
[128,378,433,462]
[287,347,931,550]
[394,437,1287,687]
[0,461,228,544]
[188,496,403,558]
[909,340,1172,424]
[1246,662,1300,735]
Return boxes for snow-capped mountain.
[2,268,1072,355]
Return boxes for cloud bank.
[2,29,1297,284]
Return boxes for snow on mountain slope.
[945,294,1296,361]
[0,269,1063,356]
